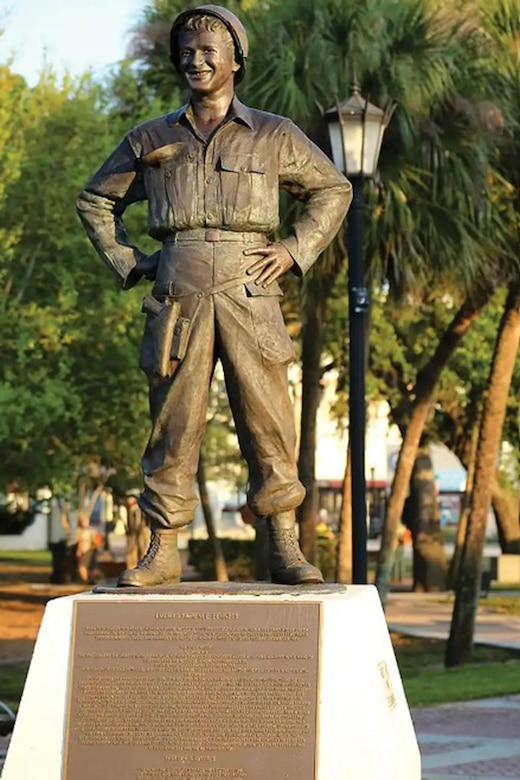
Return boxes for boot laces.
[137,533,161,569]
[272,529,306,567]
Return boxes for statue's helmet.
[170,5,248,84]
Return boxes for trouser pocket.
[247,293,296,365]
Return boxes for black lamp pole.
[347,175,368,585]
[324,84,394,586]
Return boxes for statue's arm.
[278,120,353,275]
[76,137,151,290]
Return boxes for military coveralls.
[77,97,352,530]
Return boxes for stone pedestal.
[3,584,420,779]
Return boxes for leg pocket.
[248,294,296,365]
[139,299,181,379]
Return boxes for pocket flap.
[245,280,283,297]
[141,143,194,166]
[219,153,266,174]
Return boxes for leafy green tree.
[0,72,151,496]
[446,283,520,666]
[0,63,29,302]
[431,289,520,563]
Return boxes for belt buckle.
[205,228,220,242]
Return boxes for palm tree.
[372,0,519,602]
[445,0,520,665]
[243,0,510,570]
[375,287,492,601]
[129,0,516,583]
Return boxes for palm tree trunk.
[297,302,324,563]
[448,420,479,589]
[197,453,228,582]
[406,449,448,591]
[445,283,520,667]
[335,445,352,583]
[375,291,488,605]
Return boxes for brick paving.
[412,689,520,779]
[385,592,520,778]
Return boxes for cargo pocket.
[139,296,184,379]
[247,290,296,366]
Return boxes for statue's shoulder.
[126,107,187,157]
[238,101,292,132]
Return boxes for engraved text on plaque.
[64,600,321,780]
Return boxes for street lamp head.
[325,76,395,178]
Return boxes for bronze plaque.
[64,599,321,780]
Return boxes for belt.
[165,229,267,244]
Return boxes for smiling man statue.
[77,5,352,588]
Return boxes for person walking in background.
[75,512,98,584]
[392,522,411,584]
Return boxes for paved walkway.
[386,591,520,650]
[386,591,520,779]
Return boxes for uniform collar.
[166,96,254,130]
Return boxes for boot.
[268,512,324,585]
[117,528,182,587]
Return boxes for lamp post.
[325,80,394,584]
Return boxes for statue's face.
[178,29,239,95]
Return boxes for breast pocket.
[218,153,269,227]
[142,144,196,229]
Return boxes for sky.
[1,0,147,85]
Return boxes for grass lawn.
[437,591,520,615]
[0,550,51,568]
[393,633,520,706]
[482,595,520,615]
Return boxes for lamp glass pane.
[362,118,385,176]
[343,119,363,176]
[327,120,345,172]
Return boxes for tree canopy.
[0,0,518,539]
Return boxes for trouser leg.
[118,293,216,587]
[139,295,216,529]
[214,284,323,584]
[215,290,305,517]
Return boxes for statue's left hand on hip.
[244,243,294,288]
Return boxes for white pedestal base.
[3,585,420,779]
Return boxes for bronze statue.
[77,5,352,588]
